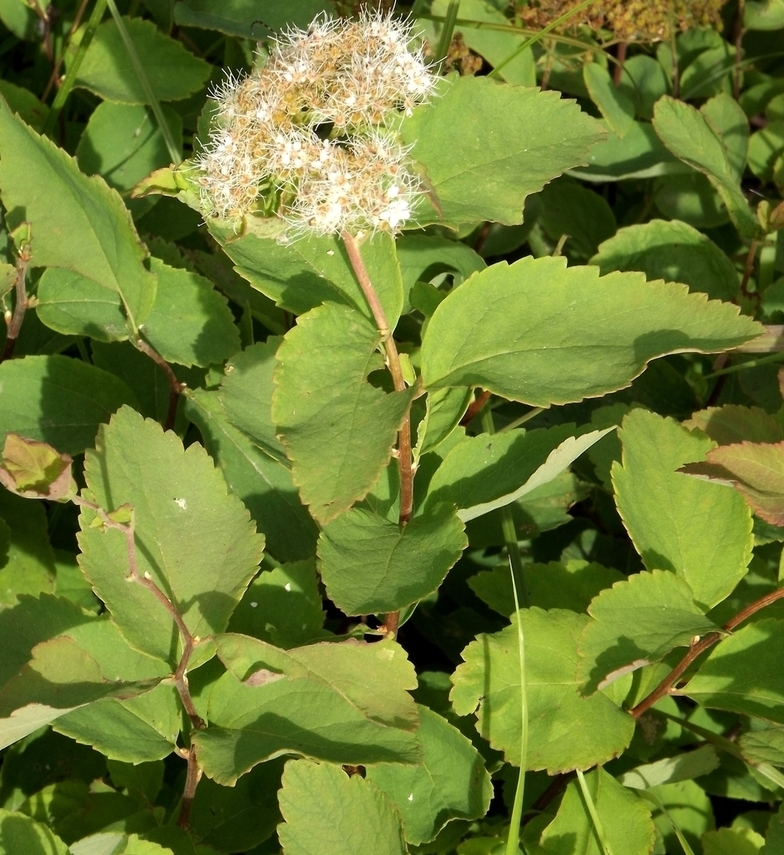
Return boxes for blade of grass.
[576,768,614,855]
[104,0,181,165]
[434,0,461,69]
[635,790,696,855]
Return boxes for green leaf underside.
[686,405,784,446]
[277,759,407,855]
[612,409,753,609]
[74,17,210,104]
[652,95,760,239]
[366,704,493,846]
[214,226,403,326]
[142,257,240,368]
[450,608,635,773]
[78,407,264,665]
[272,303,413,525]
[591,219,740,302]
[684,440,784,527]
[401,75,605,228]
[0,355,138,455]
[317,506,467,615]
[194,634,419,784]
[577,569,719,694]
[538,767,656,855]
[420,255,760,406]
[684,618,784,724]
[0,98,156,331]
[186,390,317,564]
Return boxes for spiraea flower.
[194,10,437,236]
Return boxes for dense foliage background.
[1,0,784,853]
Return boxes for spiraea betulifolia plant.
[1,2,784,854]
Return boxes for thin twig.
[178,745,203,829]
[135,338,185,431]
[1,237,32,363]
[740,239,760,306]
[41,0,92,101]
[460,389,492,426]
[733,0,745,101]
[631,585,784,718]
[612,41,627,86]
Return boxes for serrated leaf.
[621,745,720,789]
[450,608,635,773]
[653,95,761,239]
[173,0,332,39]
[682,441,784,527]
[538,767,655,855]
[396,234,486,303]
[366,705,492,845]
[591,219,740,302]
[740,724,784,767]
[0,434,73,500]
[78,407,264,664]
[277,759,406,855]
[186,390,317,564]
[74,18,210,104]
[0,809,69,855]
[141,258,240,368]
[420,256,760,406]
[271,303,413,524]
[401,76,605,228]
[317,506,467,615]
[584,62,635,137]
[612,409,753,609]
[703,828,766,855]
[0,355,138,455]
[684,618,784,724]
[214,226,403,325]
[578,570,719,694]
[0,98,156,333]
[194,635,419,784]
[426,425,613,522]
[763,801,784,855]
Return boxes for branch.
[1,240,32,363]
[134,338,186,431]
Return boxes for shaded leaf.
[450,608,635,773]
[74,18,210,104]
[173,0,333,39]
[78,407,264,665]
[317,506,467,615]
[366,705,493,846]
[685,405,784,446]
[271,303,413,524]
[0,809,69,855]
[740,725,784,767]
[194,634,419,784]
[703,827,765,855]
[415,387,472,458]
[620,745,720,789]
[421,256,760,406]
[277,759,406,855]
[401,75,605,228]
[584,62,635,137]
[613,409,753,609]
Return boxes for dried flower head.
[194,10,436,236]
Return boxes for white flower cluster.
[195,10,436,236]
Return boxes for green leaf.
[703,828,765,855]
[277,759,406,855]
[186,390,317,564]
[620,745,720,789]
[36,269,128,343]
[577,570,719,694]
[584,62,635,138]
[396,235,486,306]
[78,406,264,664]
[740,724,784,766]
[652,95,761,239]
[0,433,74,500]
[218,339,287,462]
[468,560,624,616]
[317,506,467,615]
[612,409,754,609]
[450,608,635,773]
[74,18,211,104]
[0,355,138,455]
[591,219,740,302]
[745,0,784,30]
[173,0,332,39]
[401,75,605,228]
[194,635,419,784]
[685,619,784,724]
[228,560,325,649]
[763,801,784,854]
[420,256,760,406]
[0,490,56,607]
[271,303,413,524]
[0,809,69,855]
[366,705,492,845]
[70,833,176,854]
[537,177,617,261]
[142,258,240,367]
[682,441,784,527]
[53,683,180,764]
[537,767,655,855]
[213,226,403,326]
[415,387,472,458]
[425,425,613,522]
[0,98,157,333]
